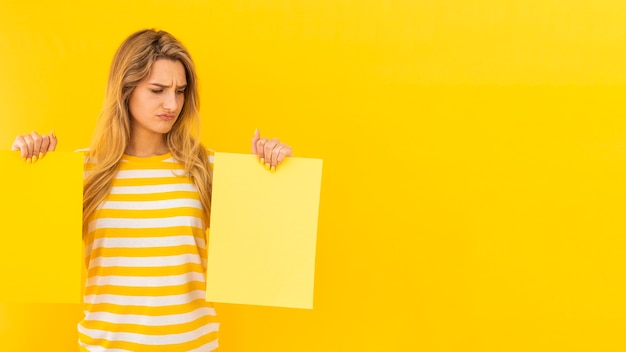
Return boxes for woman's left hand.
[251,129,293,171]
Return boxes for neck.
[126,131,169,157]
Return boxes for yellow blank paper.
[206,153,323,309]
[0,151,83,303]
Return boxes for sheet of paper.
[0,151,83,303]
[206,153,323,309]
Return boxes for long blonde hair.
[83,29,212,231]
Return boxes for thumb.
[48,130,58,151]
[251,128,260,154]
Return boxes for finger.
[270,145,283,169]
[39,135,50,159]
[11,136,28,159]
[251,128,260,155]
[255,137,269,162]
[48,130,57,151]
[263,138,279,169]
[30,131,43,162]
[276,145,292,165]
[22,134,35,159]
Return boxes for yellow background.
[2,0,626,351]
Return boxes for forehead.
[146,59,187,83]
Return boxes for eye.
[176,90,186,95]
[151,89,163,94]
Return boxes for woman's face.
[128,59,187,138]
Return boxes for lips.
[158,114,176,121]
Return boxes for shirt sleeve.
[207,148,215,171]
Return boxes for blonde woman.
[12,29,292,351]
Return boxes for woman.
[11,29,291,351]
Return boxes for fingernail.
[32,155,38,163]
[26,158,32,164]
[270,165,276,172]
[265,163,270,170]
[51,129,56,137]
[254,128,258,135]
[39,152,44,159]
[260,157,265,165]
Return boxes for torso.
[78,152,219,352]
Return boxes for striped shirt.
[78,152,218,352]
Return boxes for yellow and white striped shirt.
[79,152,218,352]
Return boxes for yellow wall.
[2,1,626,351]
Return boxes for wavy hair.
[83,29,212,231]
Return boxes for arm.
[11,130,58,163]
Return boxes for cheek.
[128,97,139,118]
[130,95,157,116]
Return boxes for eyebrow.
[148,83,187,89]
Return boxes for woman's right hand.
[11,130,58,163]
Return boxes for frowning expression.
[128,59,187,137]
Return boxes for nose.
[163,91,179,111]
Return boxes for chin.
[158,128,174,134]
[156,122,177,134]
